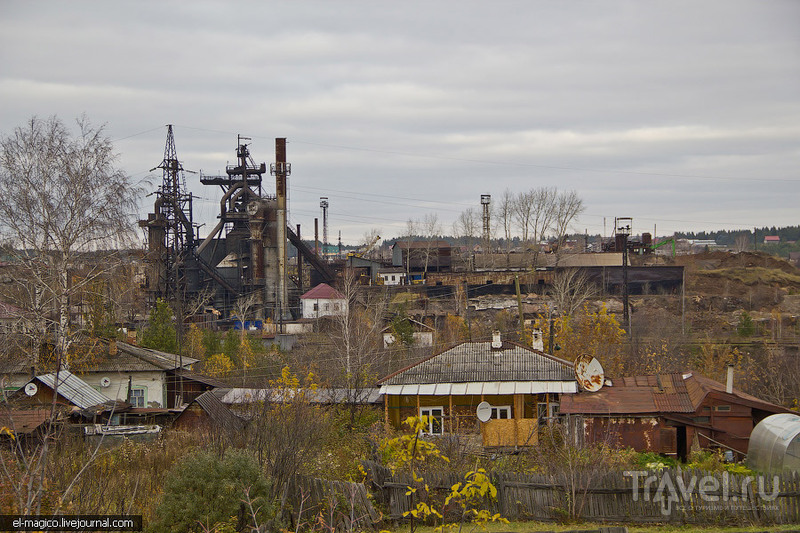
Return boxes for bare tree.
[733,232,752,253]
[549,268,598,318]
[0,115,141,369]
[551,190,585,263]
[497,189,515,266]
[512,190,534,247]
[453,208,479,269]
[329,268,388,425]
[420,213,442,277]
[528,187,558,268]
[231,292,260,385]
[0,116,141,513]
[512,187,557,268]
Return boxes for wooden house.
[559,370,792,461]
[0,340,213,408]
[377,332,577,448]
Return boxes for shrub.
[148,450,275,533]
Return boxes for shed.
[560,371,791,461]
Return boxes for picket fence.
[361,461,800,526]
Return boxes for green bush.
[148,450,276,533]
[633,451,677,470]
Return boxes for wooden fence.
[362,461,800,526]
[281,475,381,531]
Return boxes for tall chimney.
[726,364,734,394]
[273,138,290,322]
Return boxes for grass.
[400,521,800,533]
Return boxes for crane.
[651,237,676,257]
[348,234,381,259]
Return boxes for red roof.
[300,283,345,300]
[560,371,789,415]
[0,409,51,434]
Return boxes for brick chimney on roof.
[491,331,502,349]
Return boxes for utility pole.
[515,275,525,343]
[616,217,632,335]
[481,194,491,258]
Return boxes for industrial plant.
[140,127,334,326]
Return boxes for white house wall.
[301,298,348,319]
[81,371,166,407]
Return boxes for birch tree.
[0,115,141,369]
[551,189,585,263]
[498,189,515,265]
[453,208,479,269]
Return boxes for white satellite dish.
[24,382,38,396]
[100,377,111,388]
[476,401,492,423]
[574,354,605,392]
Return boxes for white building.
[300,283,348,319]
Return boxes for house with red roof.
[300,283,347,319]
[559,370,790,461]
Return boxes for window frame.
[491,405,512,419]
[130,387,146,408]
[419,406,444,435]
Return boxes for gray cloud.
[1,0,798,243]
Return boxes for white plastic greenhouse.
[746,413,800,473]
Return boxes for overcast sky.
[1,1,798,245]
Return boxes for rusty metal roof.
[379,340,575,385]
[191,390,246,433]
[560,371,787,415]
[0,409,51,434]
[0,341,198,376]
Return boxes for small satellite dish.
[100,377,111,388]
[575,354,605,392]
[476,401,492,423]
[24,382,38,396]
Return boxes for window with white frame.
[419,406,444,435]
[130,388,145,408]
[491,406,511,419]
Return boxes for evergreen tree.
[139,298,178,354]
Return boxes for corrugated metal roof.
[219,387,383,405]
[379,340,575,385]
[560,371,786,415]
[0,341,198,376]
[36,370,111,409]
[381,381,577,395]
[193,391,246,432]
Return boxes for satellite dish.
[100,377,111,388]
[24,382,38,396]
[575,354,605,392]
[476,401,492,423]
